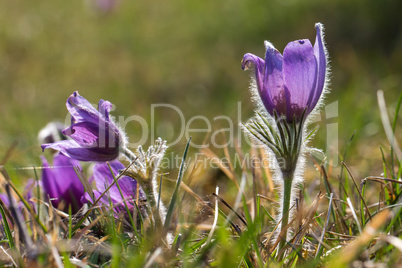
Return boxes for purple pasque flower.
[82,160,144,216]
[42,91,124,162]
[242,23,327,122]
[41,154,85,212]
[95,0,118,12]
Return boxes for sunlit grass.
[0,92,400,266]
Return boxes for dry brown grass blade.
[5,184,33,249]
[294,189,304,236]
[321,165,349,234]
[201,147,239,188]
[212,192,247,227]
[84,235,110,258]
[234,139,247,173]
[222,134,235,172]
[0,140,18,166]
[1,167,48,234]
[292,193,323,247]
[180,181,205,203]
[0,198,14,225]
[316,193,333,258]
[250,147,260,220]
[29,198,69,219]
[363,176,402,185]
[72,204,116,242]
[268,204,296,255]
[0,246,17,266]
[327,209,392,267]
[342,162,372,220]
[256,194,279,204]
[325,230,356,240]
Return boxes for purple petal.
[81,191,115,209]
[283,39,317,118]
[42,140,118,162]
[41,154,84,211]
[41,155,57,203]
[53,154,84,198]
[98,99,113,120]
[0,193,11,207]
[82,160,145,217]
[309,23,327,112]
[63,122,100,147]
[93,161,137,202]
[115,177,138,201]
[92,161,123,194]
[242,53,265,92]
[81,192,92,204]
[262,41,285,115]
[63,121,120,157]
[242,54,269,107]
[66,92,102,125]
[24,179,36,203]
[96,0,117,12]
[90,161,139,211]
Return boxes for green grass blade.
[107,162,137,234]
[392,92,402,134]
[390,93,402,180]
[164,138,191,231]
[0,168,48,233]
[0,204,14,249]
[68,205,73,240]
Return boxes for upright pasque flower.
[82,160,145,216]
[41,154,85,212]
[42,92,125,162]
[242,23,329,258]
[242,23,327,122]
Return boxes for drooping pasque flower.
[242,23,327,122]
[41,154,85,212]
[82,160,145,216]
[42,91,125,162]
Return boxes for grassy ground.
[0,0,401,266]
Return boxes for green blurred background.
[0,0,401,181]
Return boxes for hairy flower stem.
[123,143,172,244]
[122,147,165,229]
[276,117,303,259]
[278,169,294,259]
[140,179,163,228]
[123,147,138,162]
